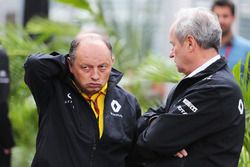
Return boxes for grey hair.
[68,33,113,60]
[172,7,222,52]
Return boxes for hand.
[175,149,188,158]
[3,148,11,155]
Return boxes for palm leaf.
[0,24,49,56]
[136,55,182,83]
[55,0,92,13]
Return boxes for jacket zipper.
[89,142,97,167]
[83,92,103,167]
[89,109,99,167]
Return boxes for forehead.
[169,26,177,41]
[74,40,111,61]
[213,6,232,15]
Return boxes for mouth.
[87,83,102,88]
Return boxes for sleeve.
[137,106,165,134]
[24,52,68,111]
[137,86,176,134]
[0,49,10,102]
[0,102,15,148]
[0,49,15,148]
[137,85,233,156]
[135,98,142,120]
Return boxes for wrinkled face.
[212,6,234,36]
[69,41,114,96]
[169,28,191,75]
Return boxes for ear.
[111,55,115,65]
[186,35,196,51]
[67,57,72,66]
[232,15,235,22]
[67,57,74,73]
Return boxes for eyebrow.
[80,62,109,67]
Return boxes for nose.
[217,15,224,25]
[169,49,174,58]
[91,68,100,81]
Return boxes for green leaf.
[0,24,49,56]
[55,0,92,12]
[136,55,182,83]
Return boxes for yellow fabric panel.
[82,83,107,138]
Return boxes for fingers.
[175,149,188,158]
[3,148,11,155]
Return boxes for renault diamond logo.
[111,100,121,113]
[238,99,244,115]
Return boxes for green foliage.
[55,0,92,12]
[136,55,182,83]
[0,17,80,56]
[26,17,80,53]
[9,97,37,167]
[9,97,37,146]
[232,52,250,167]
[26,17,79,36]
[124,55,181,111]
[11,145,35,167]
[0,24,49,56]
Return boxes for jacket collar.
[193,57,227,78]
[186,55,221,78]
[165,57,228,109]
[108,68,123,88]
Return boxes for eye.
[80,65,90,72]
[99,64,108,71]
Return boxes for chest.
[48,84,136,144]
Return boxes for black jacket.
[0,49,15,149]
[24,52,141,167]
[136,58,245,167]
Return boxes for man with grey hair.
[134,7,245,167]
[24,33,141,167]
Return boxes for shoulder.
[234,36,250,48]
[112,85,140,110]
[26,52,63,60]
[114,85,138,102]
[201,68,242,98]
[24,52,64,67]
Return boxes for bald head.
[69,33,112,60]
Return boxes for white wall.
[0,0,23,25]
[152,0,192,57]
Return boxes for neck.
[222,31,233,46]
[188,48,218,75]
